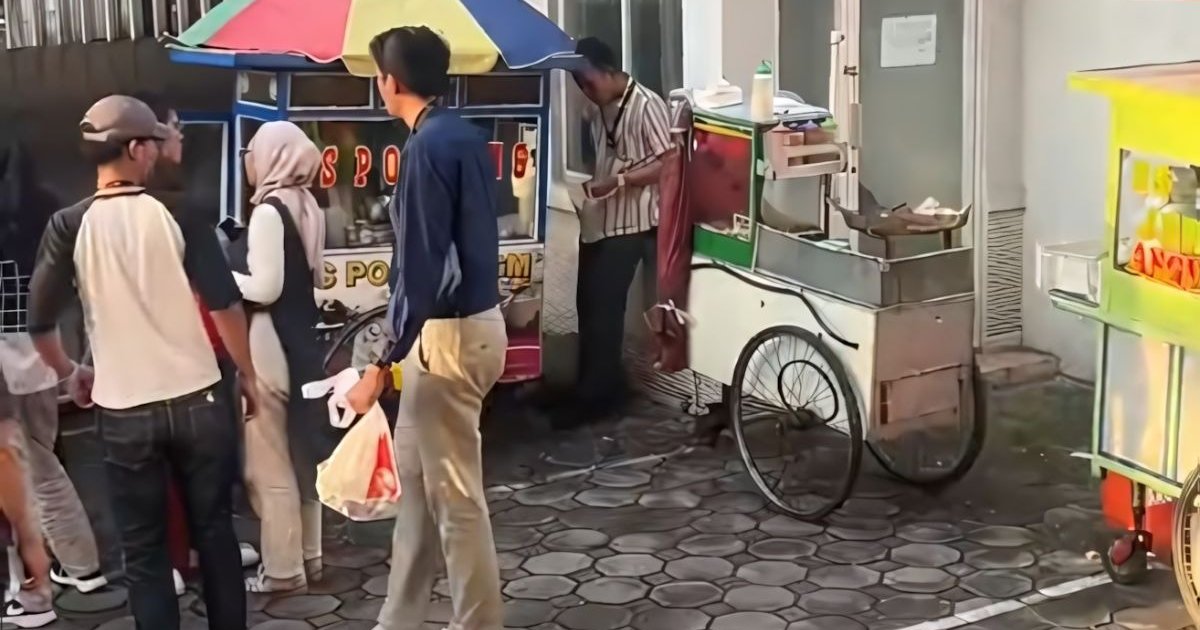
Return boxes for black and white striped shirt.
[583,80,672,243]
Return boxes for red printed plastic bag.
[303,369,401,521]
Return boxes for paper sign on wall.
[881,14,937,68]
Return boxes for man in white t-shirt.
[26,95,259,630]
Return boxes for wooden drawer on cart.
[874,366,966,439]
[874,299,974,383]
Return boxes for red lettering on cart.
[382,145,401,187]
[319,146,339,189]
[353,146,372,188]
[1127,240,1200,291]
[321,261,337,291]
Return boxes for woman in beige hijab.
[233,121,336,593]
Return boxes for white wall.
[721,0,776,94]
[1021,0,1200,379]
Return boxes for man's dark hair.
[369,26,452,99]
[131,91,173,124]
[80,140,127,167]
[575,37,619,74]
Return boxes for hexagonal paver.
[639,489,701,509]
[362,575,389,596]
[724,585,796,612]
[576,488,639,508]
[324,544,390,569]
[749,538,818,561]
[543,529,611,552]
[876,594,953,620]
[504,575,577,600]
[1030,588,1113,628]
[826,516,894,541]
[760,514,825,538]
[494,505,559,527]
[505,599,559,628]
[737,561,808,586]
[576,577,649,605]
[837,497,901,518]
[816,540,888,565]
[704,492,768,514]
[524,552,594,576]
[631,606,711,630]
[665,556,735,580]
[493,526,544,551]
[960,570,1034,599]
[964,548,1036,570]
[55,587,127,614]
[263,594,341,619]
[694,513,758,535]
[965,525,1037,548]
[556,603,633,630]
[896,523,964,544]
[649,581,724,608]
[513,481,582,506]
[591,468,651,488]
[595,553,663,577]
[610,531,687,553]
[1038,550,1102,577]
[678,534,747,557]
[786,616,866,630]
[890,544,962,568]
[797,589,876,615]
[883,567,957,594]
[808,565,881,589]
[712,611,787,630]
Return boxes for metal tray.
[754,225,974,307]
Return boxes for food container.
[1037,240,1105,304]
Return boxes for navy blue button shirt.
[383,109,500,364]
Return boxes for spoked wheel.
[1173,466,1200,623]
[864,365,987,487]
[729,326,863,521]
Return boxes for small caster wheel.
[1101,530,1153,585]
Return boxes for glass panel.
[777,0,836,109]
[691,127,753,240]
[859,0,964,216]
[290,74,372,108]
[180,122,227,225]
[294,117,541,247]
[629,0,683,96]
[462,75,542,106]
[239,72,277,105]
[1115,151,1200,291]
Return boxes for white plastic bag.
[303,368,401,521]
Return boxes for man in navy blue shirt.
[345,26,507,630]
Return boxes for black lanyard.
[601,80,636,151]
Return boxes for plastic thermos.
[750,60,774,122]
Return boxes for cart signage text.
[318,143,509,189]
[1127,240,1200,291]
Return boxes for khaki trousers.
[0,378,101,579]
[378,307,507,630]
[243,383,322,581]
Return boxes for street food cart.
[668,92,984,521]
[165,0,578,383]
[1043,62,1200,616]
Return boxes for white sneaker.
[239,543,260,568]
[48,564,108,594]
[173,569,186,597]
[2,599,56,628]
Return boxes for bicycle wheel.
[1173,465,1200,625]
[729,325,863,521]
[865,365,987,487]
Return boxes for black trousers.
[577,230,657,407]
[99,385,246,630]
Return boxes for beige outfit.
[378,307,507,630]
[1,419,52,613]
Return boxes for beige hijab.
[245,121,325,287]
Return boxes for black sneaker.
[2,599,56,628]
[48,563,108,594]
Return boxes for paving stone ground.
[7,380,1196,629]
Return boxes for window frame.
[177,114,231,222]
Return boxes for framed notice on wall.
[880,14,938,69]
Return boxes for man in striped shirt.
[563,37,674,429]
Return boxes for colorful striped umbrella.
[175,0,576,76]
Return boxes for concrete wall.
[1021,0,1200,379]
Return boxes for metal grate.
[982,207,1025,344]
[0,260,30,334]
[2,0,218,49]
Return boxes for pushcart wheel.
[864,365,987,487]
[729,325,863,521]
[1173,465,1200,623]
[323,305,390,376]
